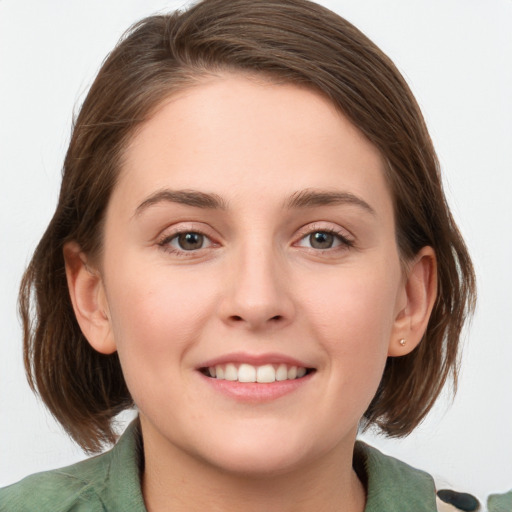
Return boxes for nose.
[218,242,295,331]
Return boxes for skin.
[65,74,436,512]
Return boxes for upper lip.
[198,352,314,369]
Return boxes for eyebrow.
[134,187,375,217]
[134,189,228,216]
[285,189,376,215]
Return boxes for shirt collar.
[104,420,438,511]
[354,441,438,512]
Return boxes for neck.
[140,418,366,512]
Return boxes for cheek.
[103,261,220,384]
[303,265,399,344]
[299,264,399,388]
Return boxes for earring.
[399,338,406,347]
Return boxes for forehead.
[114,74,391,217]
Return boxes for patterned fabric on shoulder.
[435,482,512,511]
[436,488,480,511]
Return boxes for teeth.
[276,363,288,381]
[238,363,256,383]
[287,366,297,379]
[256,364,275,383]
[207,363,309,383]
[225,363,238,381]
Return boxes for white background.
[1,0,511,503]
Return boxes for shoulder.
[356,442,490,512]
[0,454,110,512]
[355,441,438,512]
[0,419,146,512]
[487,489,512,512]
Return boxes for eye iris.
[310,231,334,249]
[178,232,203,250]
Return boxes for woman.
[0,0,486,510]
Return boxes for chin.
[206,446,308,477]
[193,424,323,477]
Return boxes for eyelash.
[294,224,354,252]
[157,229,215,257]
[157,224,354,257]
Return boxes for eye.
[306,231,337,249]
[175,232,206,250]
[161,231,213,252]
[296,229,353,250]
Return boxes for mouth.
[199,363,316,383]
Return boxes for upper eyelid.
[158,232,216,251]
[294,222,354,240]
[157,222,217,240]
[157,229,218,257]
[163,231,213,243]
[291,223,356,253]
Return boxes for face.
[97,74,407,475]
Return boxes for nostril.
[228,314,283,323]
[226,312,288,327]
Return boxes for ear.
[388,246,437,357]
[63,242,117,354]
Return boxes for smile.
[201,363,313,383]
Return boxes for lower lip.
[199,372,314,403]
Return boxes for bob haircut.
[20,0,476,453]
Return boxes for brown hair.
[20,0,476,452]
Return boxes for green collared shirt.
[1,420,506,511]
[487,490,512,512]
